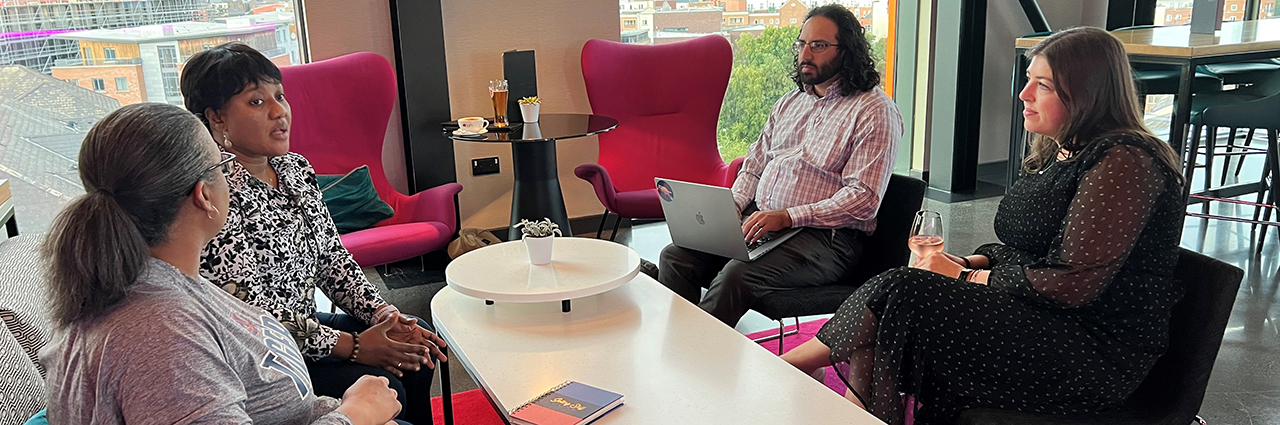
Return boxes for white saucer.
[453,128,489,136]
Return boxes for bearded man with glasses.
[658,5,904,327]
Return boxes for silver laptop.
[656,178,802,262]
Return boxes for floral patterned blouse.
[200,152,387,360]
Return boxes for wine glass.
[908,210,944,262]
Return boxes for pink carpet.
[748,319,919,425]
[745,318,849,396]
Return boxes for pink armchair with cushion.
[576,36,743,239]
[281,52,462,267]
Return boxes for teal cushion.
[315,165,395,233]
[23,409,46,425]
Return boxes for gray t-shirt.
[41,258,354,425]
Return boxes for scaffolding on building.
[0,0,214,74]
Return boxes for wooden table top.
[1016,19,1280,57]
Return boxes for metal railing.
[53,57,143,67]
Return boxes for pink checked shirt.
[732,82,902,233]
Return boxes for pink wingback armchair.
[576,36,743,239]
[281,52,463,267]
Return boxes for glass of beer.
[489,79,509,128]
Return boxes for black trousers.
[658,227,865,326]
[308,312,435,425]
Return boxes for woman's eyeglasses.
[204,151,237,177]
[792,40,838,54]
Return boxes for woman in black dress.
[781,27,1187,425]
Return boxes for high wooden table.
[1008,20,1280,188]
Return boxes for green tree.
[715,29,888,162]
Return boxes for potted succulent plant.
[514,217,561,265]
[518,96,541,123]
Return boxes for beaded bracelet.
[349,332,361,363]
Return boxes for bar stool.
[1184,91,1280,250]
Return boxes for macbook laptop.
[656,178,801,262]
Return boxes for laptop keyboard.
[747,234,775,251]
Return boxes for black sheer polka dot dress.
[815,136,1187,424]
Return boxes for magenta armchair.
[281,52,462,267]
[577,36,743,239]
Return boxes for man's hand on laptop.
[742,210,792,243]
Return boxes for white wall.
[977,0,1108,164]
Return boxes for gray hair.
[43,102,213,328]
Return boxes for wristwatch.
[958,268,974,282]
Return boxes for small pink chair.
[281,52,462,267]
[576,36,743,239]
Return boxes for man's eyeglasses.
[792,41,838,54]
[204,151,237,177]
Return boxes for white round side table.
[444,237,641,312]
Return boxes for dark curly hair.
[790,5,880,96]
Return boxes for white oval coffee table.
[444,237,642,312]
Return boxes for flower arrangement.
[514,218,561,238]
[518,96,541,105]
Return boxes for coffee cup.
[458,117,489,133]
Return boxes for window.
[1230,4,1238,11]
[12,1,305,234]
[790,18,797,24]
[622,2,896,162]
[625,20,636,26]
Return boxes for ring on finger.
[397,361,403,368]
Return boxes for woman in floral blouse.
[182,42,445,425]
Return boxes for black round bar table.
[446,113,618,240]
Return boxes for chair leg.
[1185,124,1203,200]
[608,215,624,242]
[1204,126,1218,215]
[777,319,786,355]
[1258,130,1280,253]
[595,209,610,239]
[1221,127,1237,186]
[1237,128,1257,178]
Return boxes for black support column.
[388,0,456,193]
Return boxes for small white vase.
[519,103,540,123]
[523,234,554,265]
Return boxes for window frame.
[91,78,105,92]
[115,77,129,92]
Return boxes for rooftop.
[53,21,278,44]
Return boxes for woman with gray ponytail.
[40,102,404,425]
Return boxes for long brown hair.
[43,103,212,329]
[1021,27,1182,184]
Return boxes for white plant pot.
[520,103,540,123]
[523,234,554,265]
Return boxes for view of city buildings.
[1156,0,1279,25]
[0,0,303,233]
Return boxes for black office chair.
[749,174,927,354]
[955,248,1243,425]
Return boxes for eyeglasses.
[204,151,237,177]
[792,40,838,54]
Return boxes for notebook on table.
[509,381,624,425]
